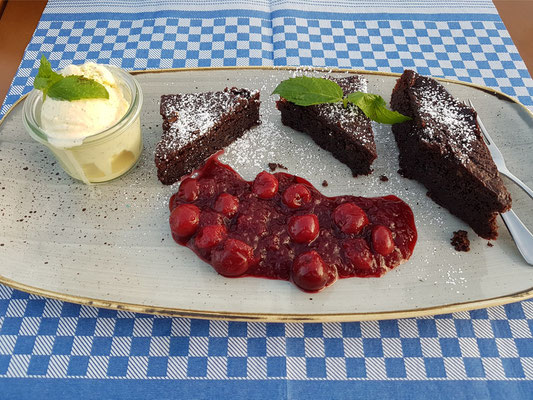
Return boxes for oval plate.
[1,67,532,322]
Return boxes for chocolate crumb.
[379,175,389,182]
[322,180,328,187]
[22,167,28,171]
[451,230,470,252]
[487,242,494,247]
[82,208,86,212]
[268,162,287,171]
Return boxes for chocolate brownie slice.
[390,70,511,239]
[156,88,260,185]
[276,75,377,176]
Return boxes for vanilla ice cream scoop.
[40,62,130,148]
[24,61,143,184]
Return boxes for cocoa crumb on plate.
[268,162,287,172]
[451,230,470,252]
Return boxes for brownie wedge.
[156,88,261,185]
[390,70,511,239]
[276,75,377,176]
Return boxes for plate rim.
[1,273,532,322]
[1,66,532,322]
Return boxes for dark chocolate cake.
[276,75,377,176]
[390,70,511,239]
[156,88,260,185]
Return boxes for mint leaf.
[47,76,109,101]
[345,92,411,124]
[272,76,343,106]
[34,55,63,100]
[33,55,109,101]
[272,76,412,124]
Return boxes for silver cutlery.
[469,100,533,200]
[468,100,533,265]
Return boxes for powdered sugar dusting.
[318,75,372,144]
[415,83,477,162]
[316,102,371,143]
[169,109,215,147]
[159,89,259,152]
[281,72,371,143]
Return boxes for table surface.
[0,1,532,399]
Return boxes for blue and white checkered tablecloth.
[1,0,532,398]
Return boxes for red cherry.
[288,214,319,243]
[282,184,311,209]
[177,178,199,202]
[169,192,180,212]
[333,203,369,234]
[372,225,395,256]
[253,171,279,199]
[195,225,227,249]
[214,193,239,217]
[212,239,254,277]
[292,251,328,292]
[169,204,200,238]
[343,238,374,271]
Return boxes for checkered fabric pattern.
[0,0,532,388]
[2,2,533,117]
[2,288,532,380]
[272,18,532,106]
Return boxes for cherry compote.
[169,154,417,292]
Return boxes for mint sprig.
[34,55,109,101]
[47,75,109,101]
[272,76,411,124]
[345,92,411,124]
[34,55,63,100]
[272,76,343,106]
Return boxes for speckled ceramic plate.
[1,67,532,322]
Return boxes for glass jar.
[23,65,143,184]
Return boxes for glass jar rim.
[23,65,143,148]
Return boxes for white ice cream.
[40,62,130,148]
[34,62,142,183]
